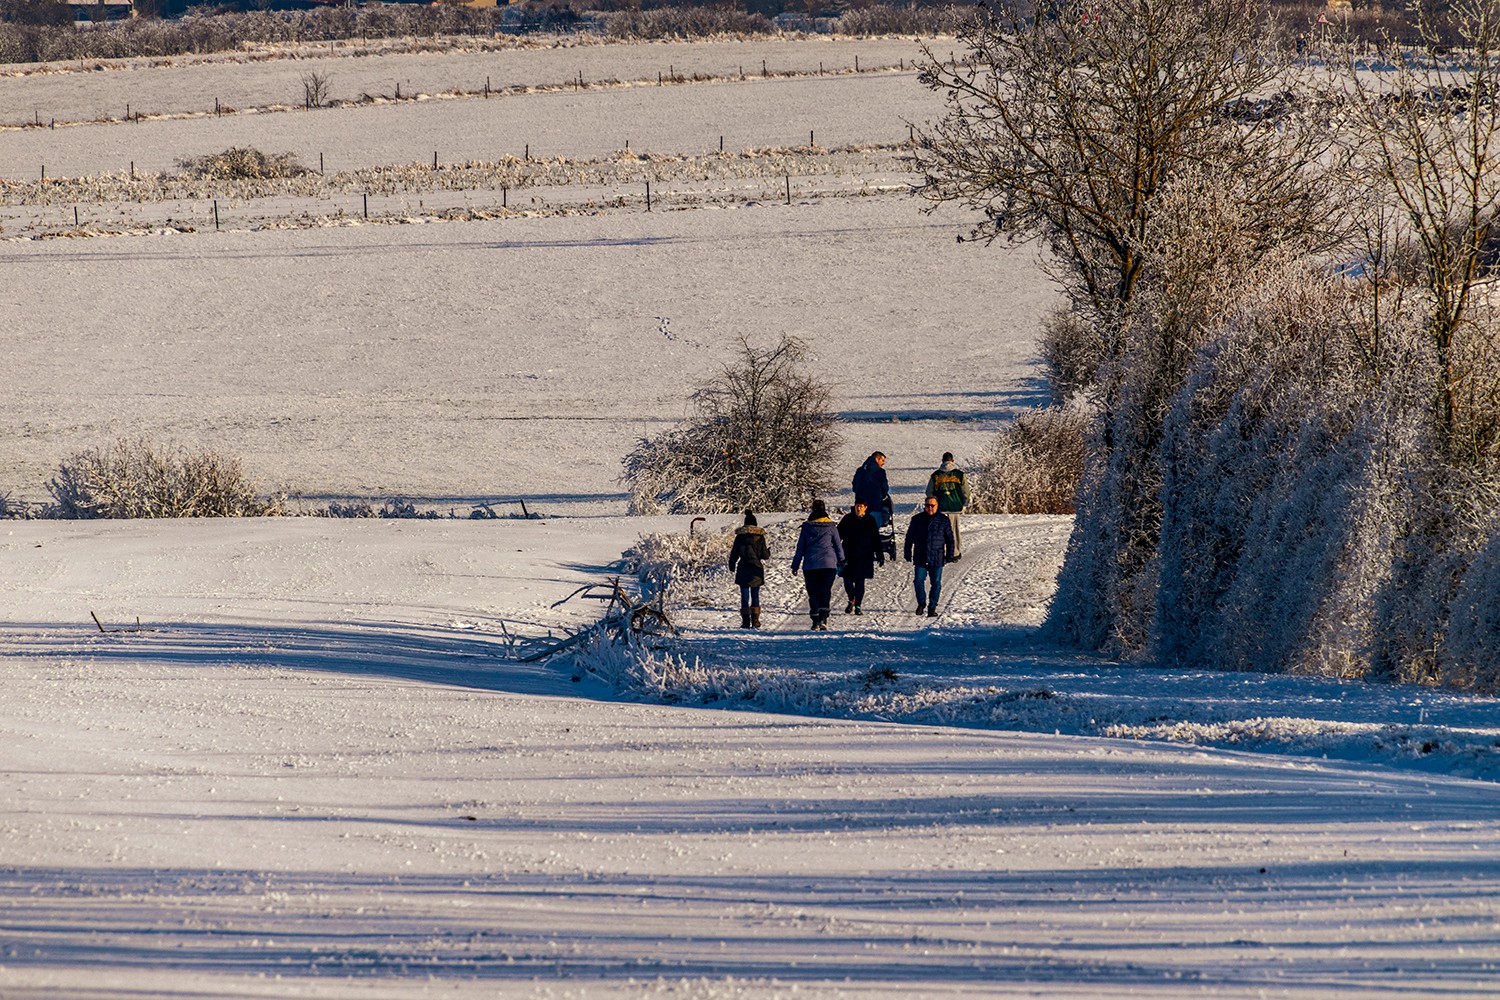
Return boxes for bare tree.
[916,0,1335,373]
[1336,0,1500,465]
[623,335,842,514]
[302,70,333,110]
[918,0,1344,653]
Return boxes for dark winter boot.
[741,607,752,629]
[751,606,762,628]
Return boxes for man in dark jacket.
[904,496,955,617]
[851,452,890,525]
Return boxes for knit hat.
[743,510,758,526]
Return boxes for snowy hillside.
[4,32,1500,1000]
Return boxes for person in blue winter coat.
[904,495,955,617]
[790,498,845,631]
[851,452,890,525]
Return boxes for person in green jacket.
[926,451,970,559]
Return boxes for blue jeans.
[740,585,760,609]
[914,564,943,610]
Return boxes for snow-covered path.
[5,516,1500,998]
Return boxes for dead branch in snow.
[524,576,675,662]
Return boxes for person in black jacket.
[727,510,770,628]
[904,496,955,617]
[851,452,890,524]
[837,500,884,615]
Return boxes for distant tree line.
[0,1,971,63]
[0,0,1454,66]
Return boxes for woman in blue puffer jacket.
[790,498,844,631]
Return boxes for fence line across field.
[21,123,893,186]
[38,164,866,235]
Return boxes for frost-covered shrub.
[46,438,282,518]
[627,528,734,605]
[968,405,1088,515]
[623,335,841,515]
[177,147,309,182]
[1037,307,1101,405]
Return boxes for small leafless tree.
[623,335,842,514]
[302,70,333,109]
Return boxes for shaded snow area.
[586,516,1500,786]
[5,516,1500,998]
[4,34,1500,1000]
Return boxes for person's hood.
[937,460,959,471]
[806,516,834,523]
[862,456,884,470]
[735,525,766,536]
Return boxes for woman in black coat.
[837,500,884,615]
[727,510,770,629]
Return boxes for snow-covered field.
[4,35,1500,1000]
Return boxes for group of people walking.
[727,451,971,631]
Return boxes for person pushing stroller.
[851,452,891,527]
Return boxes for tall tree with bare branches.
[917,0,1342,652]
